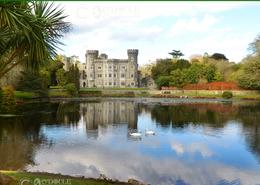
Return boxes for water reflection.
[81,101,137,139]
[0,99,260,185]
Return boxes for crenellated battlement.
[86,50,99,55]
[127,49,139,55]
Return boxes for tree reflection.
[56,101,80,126]
[148,102,260,163]
[0,116,44,170]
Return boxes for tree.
[151,59,175,80]
[16,70,48,96]
[45,57,64,86]
[184,64,202,84]
[238,58,260,89]
[169,50,184,59]
[140,63,155,77]
[0,2,70,78]
[210,53,228,61]
[237,35,260,90]
[155,76,172,89]
[204,65,217,82]
[39,69,51,88]
[170,69,187,88]
[249,34,260,56]
[175,59,191,69]
[66,64,80,90]
[56,68,67,87]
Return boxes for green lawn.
[48,89,70,97]
[0,171,131,185]
[49,86,63,89]
[14,91,37,99]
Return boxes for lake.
[0,98,260,185]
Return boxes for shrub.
[1,86,16,113]
[222,91,233,99]
[16,71,48,97]
[65,83,78,96]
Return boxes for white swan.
[129,132,142,137]
[145,130,155,135]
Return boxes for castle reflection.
[80,101,138,138]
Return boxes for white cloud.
[184,28,256,62]
[55,1,259,64]
[111,25,163,41]
[170,15,218,37]
[171,141,213,157]
[28,140,260,185]
[171,142,185,155]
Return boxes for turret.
[85,50,99,63]
[127,49,138,63]
[100,53,108,59]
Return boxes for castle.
[63,49,139,88]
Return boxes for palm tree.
[168,50,184,59]
[0,1,70,78]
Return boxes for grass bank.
[14,91,38,100]
[14,89,260,101]
[158,89,260,100]
[0,171,145,185]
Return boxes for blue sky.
[57,2,260,65]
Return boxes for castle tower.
[127,49,138,64]
[86,50,99,63]
[85,50,99,87]
[127,49,139,87]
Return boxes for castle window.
[109,65,112,69]
[121,73,125,78]
[131,74,134,78]
[114,65,117,69]
[98,74,102,78]
[109,82,112,86]
[98,66,102,70]
[114,82,116,85]
[114,74,116,77]
[131,82,135,86]
[109,74,112,78]
[121,66,126,70]
[121,82,125,86]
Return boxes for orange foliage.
[162,82,241,90]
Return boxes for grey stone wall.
[81,49,139,88]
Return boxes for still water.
[0,98,260,185]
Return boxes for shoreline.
[14,89,260,103]
[16,96,260,105]
[0,171,146,185]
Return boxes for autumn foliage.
[162,82,241,90]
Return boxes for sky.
[57,1,260,66]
